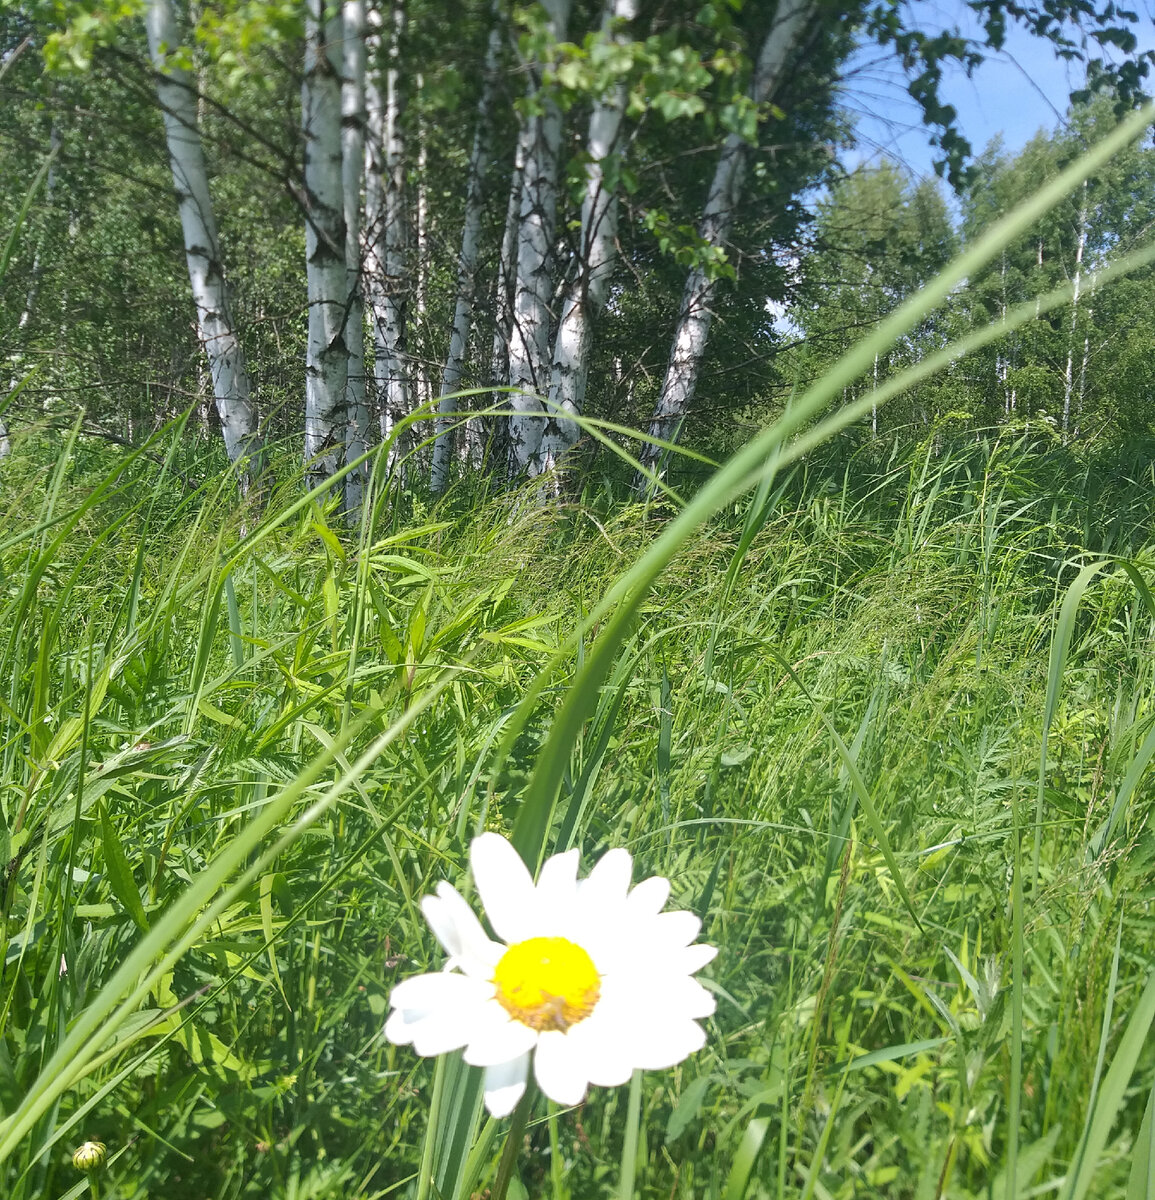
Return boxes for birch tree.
[484,136,530,475]
[342,0,370,514]
[506,0,571,477]
[537,0,636,478]
[635,0,816,492]
[144,0,261,485]
[302,0,349,490]
[1061,180,1088,441]
[430,3,504,493]
[364,0,410,468]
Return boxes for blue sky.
[842,1,1155,180]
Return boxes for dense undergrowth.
[0,423,1153,1199]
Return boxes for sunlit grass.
[0,418,1152,1199]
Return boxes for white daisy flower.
[385,833,717,1116]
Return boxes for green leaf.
[98,801,149,933]
[666,1073,715,1143]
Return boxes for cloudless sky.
[842,1,1155,181]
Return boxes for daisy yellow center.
[493,937,601,1032]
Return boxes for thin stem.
[618,1070,644,1200]
[415,1056,447,1200]
[492,1084,535,1200]
[548,1100,567,1200]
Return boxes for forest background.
[1,1,1155,1199]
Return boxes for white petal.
[472,833,536,943]
[566,1014,635,1088]
[533,1030,590,1106]
[385,1007,420,1046]
[407,1008,478,1057]
[535,847,580,920]
[579,847,632,909]
[389,970,490,1015]
[674,942,718,974]
[631,1018,707,1070]
[659,975,717,1019]
[463,1003,539,1066]
[421,884,503,975]
[650,910,701,948]
[626,875,670,918]
[484,1053,530,1117]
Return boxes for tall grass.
[0,421,1152,1199]
[1,107,1153,1200]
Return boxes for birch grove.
[6,1,1151,498]
[144,0,260,482]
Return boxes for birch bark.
[480,138,530,473]
[364,0,410,468]
[145,0,261,483]
[635,0,816,492]
[537,0,636,478]
[1061,183,1088,442]
[342,0,370,516]
[506,0,571,476]
[430,5,505,493]
[302,0,349,490]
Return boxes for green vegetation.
[3,4,1155,1197]
[0,417,1152,1198]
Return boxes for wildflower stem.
[548,1101,568,1200]
[618,1069,643,1200]
[415,1056,447,1200]
[492,1084,535,1200]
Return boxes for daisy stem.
[492,1084,535,1200]
[415,1056,447,1200]
[548,1101,568,1200]
[617,1070,644,1200]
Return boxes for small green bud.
[72,1140,107,1172]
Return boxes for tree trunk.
[635,0,815,493]
[364,0,410,472]
[1062,183,1088,443]
[302,0,349,491]
[430,2,504,493]
[538,0,636,479]
[145,0,261,485]
[485,134,530,473]
[342,0,370,517]
[506,0,571,477]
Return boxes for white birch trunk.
[430,5,504,493]
[364,0,410,469]
[1062,185,1088,442]
[636,0,815,491]
[303,0,349,489]
[537,0,636,479]
[342,0,370,516]
[506,0,571,476]
[485,135,530,472]
[145,0,260,481]
[413,77,432,417]
[0,418,9,459]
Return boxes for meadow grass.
[0,419,1152,1200]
